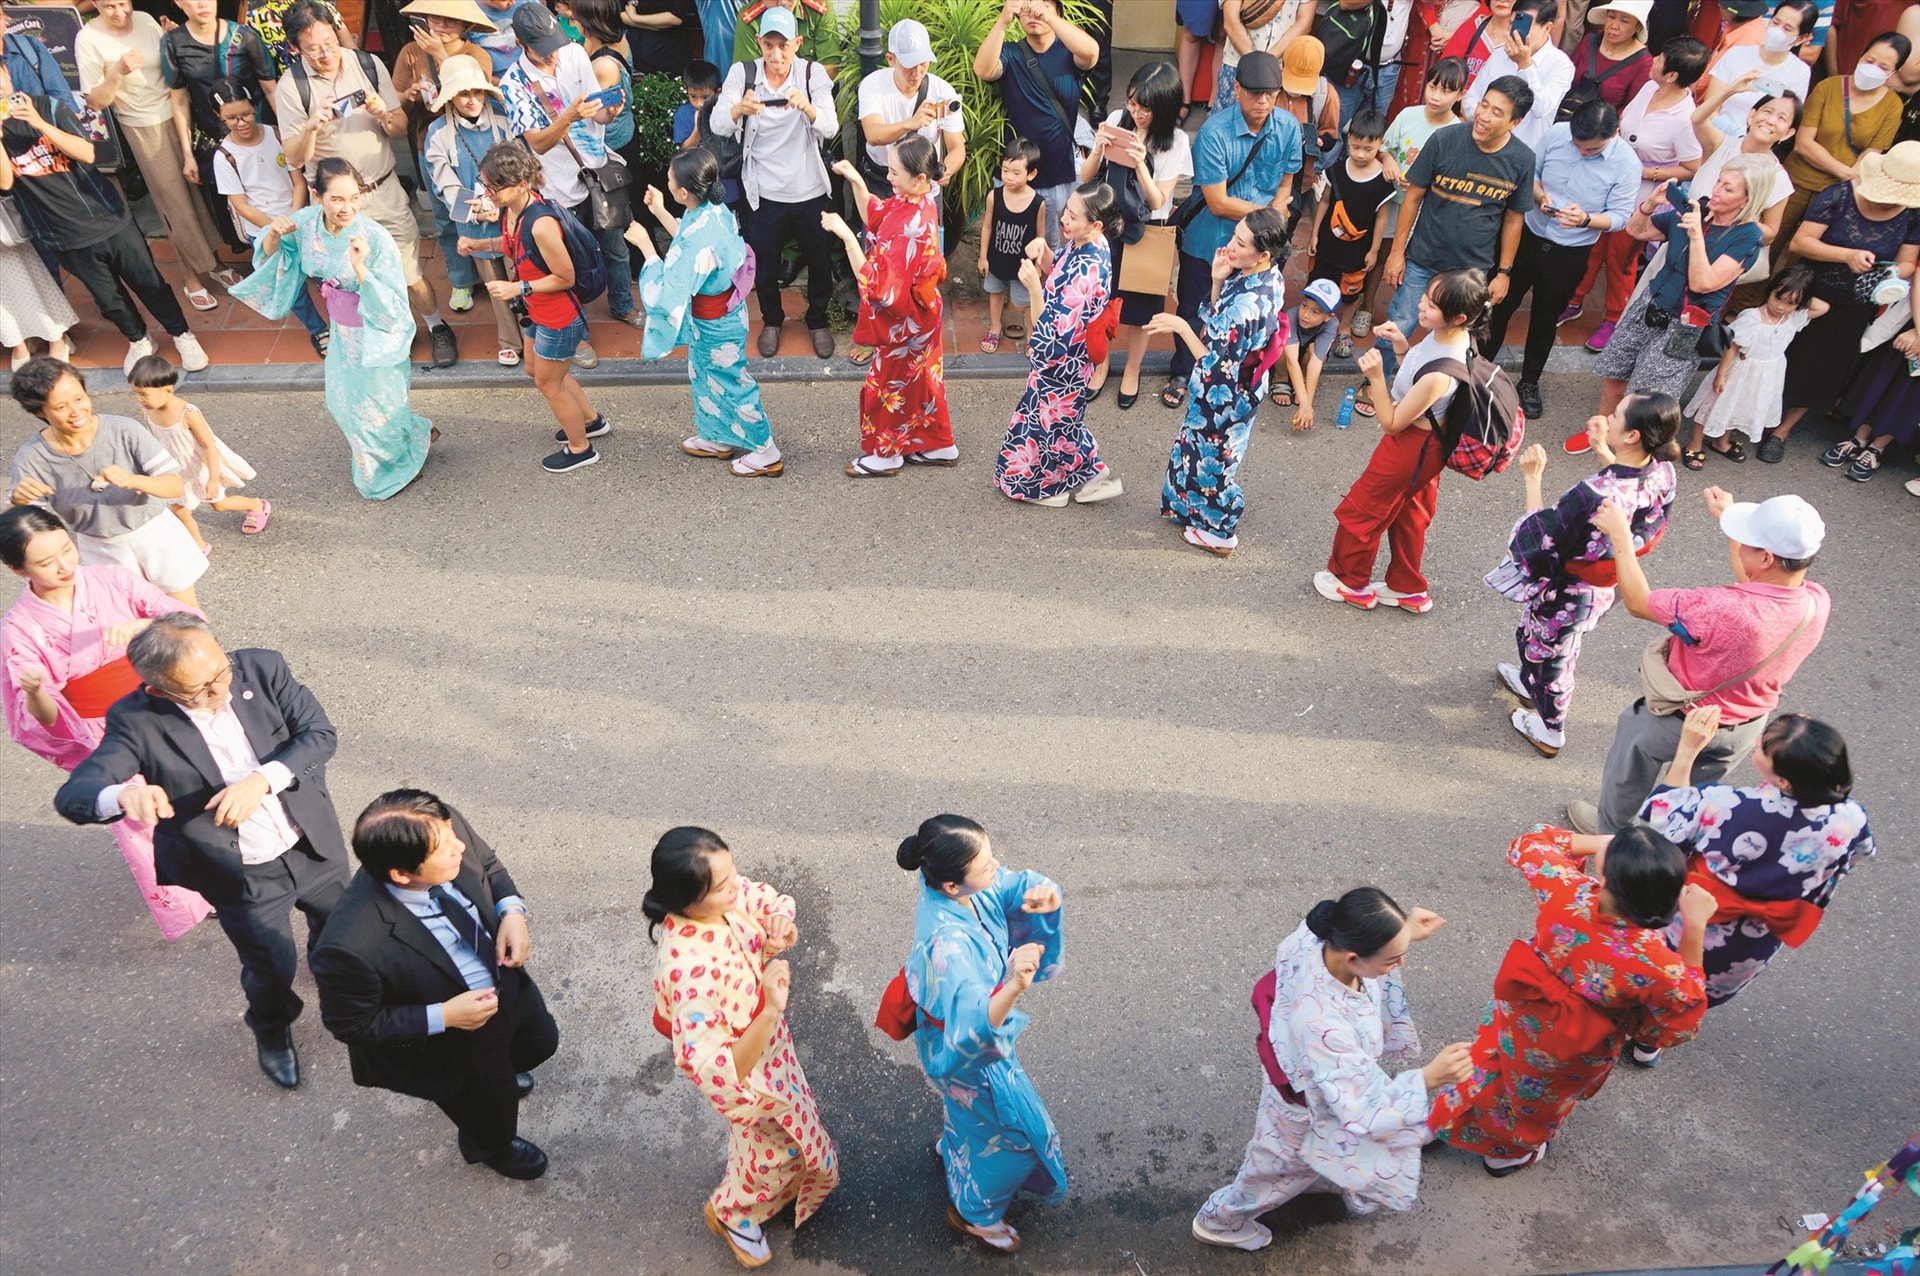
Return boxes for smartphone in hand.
[585,85,624,111]
[1511,11,1534,39]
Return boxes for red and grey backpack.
[1421,349,1526,480]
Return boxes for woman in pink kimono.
[1,506,212,939]
[646,826,838,1269]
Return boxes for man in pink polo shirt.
[1568,486,1829,833]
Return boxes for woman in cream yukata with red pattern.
[647,828,837,1268]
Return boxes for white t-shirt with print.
[213,125,297,237]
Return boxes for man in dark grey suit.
[54,613,348,1089]
[311,790,558,1179]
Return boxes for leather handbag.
[1117,222,1177,295]
[534,91,633,233]
[1638,596,1816,716]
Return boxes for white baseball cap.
[1719,494,1825,559]
[1300,278,1343,313]
[888,19,934,68]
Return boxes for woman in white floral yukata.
[1629,704,1875,1065]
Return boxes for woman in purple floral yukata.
[1626,704,1875,1066]
[995,182,1124,509]
[1487,391,1680,758]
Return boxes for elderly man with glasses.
[55,613,349,1090]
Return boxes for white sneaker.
[123,336,157,375]
[446,286,474,313]
[174,332,210,372]
[1073,470,1124,503]
[1496,662,1531,702]
[1192,1211,1273,1251]
[1906,477,1920,498]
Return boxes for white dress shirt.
[1464,41,1575,156]
[711,57,838,209]
[96,702,301,864]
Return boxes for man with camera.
[855,20,965,198]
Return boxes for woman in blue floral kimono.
[1628,705,1875,1063]
[896,814,1065,1255]
[629,149,782,477]
[230,158,433,500]
[1149,208,1289,557]
[995,183,1123,508]
[1486,392,1680,757]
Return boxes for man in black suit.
[311,789,559,1179]
[54,613,348,1089]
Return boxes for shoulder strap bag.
[1174,130,1270,232]
[529,87,631,233]
[1015,39,1079,139]
[1638,594,1817,716]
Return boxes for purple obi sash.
[321,281,363,328]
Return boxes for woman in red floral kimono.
[1429,826,1714,1176]
[822,138,957,478]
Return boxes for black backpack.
[513,196,609,307]
[289,47,385,115]
[696,95,744,181]
[1421,351,1526,480]
[1556,43,1651,123]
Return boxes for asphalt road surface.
[2,375,1911,1276]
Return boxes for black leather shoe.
[459,1133,549,1180]
[255,1028,300,1089]
[515,1072,535,1099]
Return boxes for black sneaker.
[554,416,611,442]
[1517,380,1545,420]
[541,444,599,474]
[429,322,459,368]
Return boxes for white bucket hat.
[429,54,501,113]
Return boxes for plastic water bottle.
[1336,386,1357,429]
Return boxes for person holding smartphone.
[1460,0,1573,152]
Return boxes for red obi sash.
[690,291,736,320]
[874,966,1005,1041]
[62,656,143,719]
[1686,857,1823,948]
[1564,524,1666,587]
[1250,967,1309,1106]
[1492,939,1618,1058]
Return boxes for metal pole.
[857,0,883,76]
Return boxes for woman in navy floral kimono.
[1486,392,1680,757]
[1630,705,1875,1063]
[995,184,1124,508]
[1150,208,1289,557]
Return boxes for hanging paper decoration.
[1770,1135,1920,1276]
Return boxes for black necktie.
[428,884,496,974]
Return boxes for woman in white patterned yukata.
[1192,888,1471,1252]
[896,814,1065,1255]
[1489,391,1680,758]
[1628,704,1875,1065]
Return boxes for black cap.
[1236,50,1283,93]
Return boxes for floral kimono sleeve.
[346,221,421,367]
[2,617,88,771]
[1193,275,1277,410]
[1029,242,1110,370]
[1508,478,1602,577]
[736,877,796,930]
[1510,827,1592,911]
[669,975,766,1123]
[229,205,320,322]
[1376,970,1420,1062]
[859,196,944,326]
[1639,783,1709,846]
[919,923,1016,1066]
[639,235,720,359]
[1622,945,1707,1049]
[1285,985,1429,1137]
[982,867,1064,983]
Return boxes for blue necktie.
[428,884,496,974]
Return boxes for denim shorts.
[981,271,1030,308]
[532,314,589,362]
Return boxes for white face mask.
[1855,63,1892,92]
[1762,26,1796,54]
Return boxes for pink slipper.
[242,500,271,534]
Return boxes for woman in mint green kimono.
[231,158,434,500]
[896,814,1066,1255]
[628,149,782,477]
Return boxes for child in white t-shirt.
[206,77,327,353]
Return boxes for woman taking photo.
[1314,268,1487,615]
[895,814,1065,1255]
[1191,888,1471,1252]
[645,826,838,1269]
[8,359,204,607]
[1,505,212,940]
[822,139,957,478]
[231,157,436,500]
[424,56,522,367]
[469,143,609,476]
[630,148,781,477]
[1587,156,1768,422]
[1428,825,1714,1175]
[1151,208,1287,558]
[994,182,1124,508]
[1759,142,1920,465]
[1490,393,1679,758]
[1082,60,1193,407]
[1630,706,1874,1061]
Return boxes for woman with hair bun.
[1488,392,1680,758]
[821,140,957,477]
[1429,825,1714,1176]
[1631,705,1874,1058]
[895,814,1065,1254]
[630,148,783,478]
[645,827,837,1268]
[1192,888,1469,1252]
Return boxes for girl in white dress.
[1682,266,1825,466]
[127,355,271,548]
[0,234,77,370]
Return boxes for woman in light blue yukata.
[896,813,1066,1256]
[1151,206,1289,558]
[230,157,434,500]
[628,148,783,477]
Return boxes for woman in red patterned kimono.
[821,137,957,478]
[1429,826,1714,1176]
